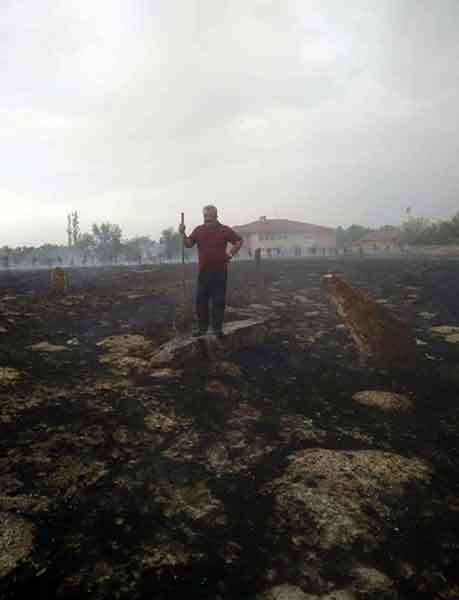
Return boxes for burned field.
[1,258,458,600]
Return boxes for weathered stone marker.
[50,267,68,295]
[323,274,417,368]
[149,319,268,368]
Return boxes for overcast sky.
[1,0,459,246]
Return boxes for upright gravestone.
[324,273,417,368]
[50,267,68,295]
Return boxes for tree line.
[2,211,459,269]
[398,213,459,246]
[336,211,459,248]
[0,216,194,269]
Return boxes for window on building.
[258,234,264,241]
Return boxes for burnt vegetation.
[1,258,458,599]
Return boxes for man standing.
[179,205,242,338]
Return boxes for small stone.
[430,325,459,336]
[150,368,182,379]
[29,342,69,353]
[353,390,413,411]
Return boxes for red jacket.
[187,222,242,272]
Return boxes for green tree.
[346,224,372,243]
[400,217,431,245]
[1,246,11,269]
[67,214,72,247]
[72,211,80,246]
[77,232,96,252]
[161,228,182,260]
[335,224,372,247]
[92,222,122,263]
[123,236,152,263]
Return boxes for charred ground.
[1,258,458,599]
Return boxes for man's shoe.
[214,330,225,340]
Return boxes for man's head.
[203,205,218,226]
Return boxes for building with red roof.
[351,230,402,254]
[233,217,337,258]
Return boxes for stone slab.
[149,319,268,367]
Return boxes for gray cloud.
[1,0,458,245]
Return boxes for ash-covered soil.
[0,258,458,600]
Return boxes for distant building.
[352,231,402,255]
[233,217,337,258]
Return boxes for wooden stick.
[181,212,185,266]
[180,212,186,324]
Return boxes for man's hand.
[227,241,242,260]
[179,223,186,236]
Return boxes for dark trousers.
[196,269,227,332]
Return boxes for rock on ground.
[29,341,69,353]
[149,319,268,367]
[352,390,413,412]
[258,585,364,600]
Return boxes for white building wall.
[242,232,335,257]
